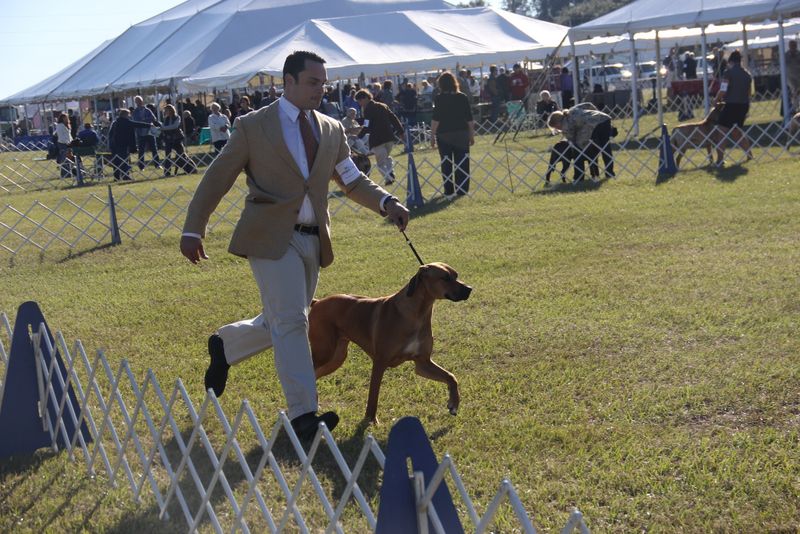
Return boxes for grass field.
[1,132,799,532]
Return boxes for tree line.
[457,0,632,27]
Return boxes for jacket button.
[294,209,300,214]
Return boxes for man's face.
[356,98,368,111]
[284,60,327,111]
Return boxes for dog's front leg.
[414,359,460,416]
[365,364,386,425]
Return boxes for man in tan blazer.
[180,51,409,440]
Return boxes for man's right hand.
[180,235,208,264]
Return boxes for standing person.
[458,70,473,104]
[487,65,502,122]
[355,89,405,185]
[182,110,197,145]
[379,80,394,107]
[430,72,474,198]
[396,82,418,125]
[496,67,510,105]
[560,67,574,108]
[714,49,753,162]
[508,64,530,102]
[107,109,153,181]
[161,104,195,176]
[132,96,161,169]
[683,52,698,80]
[207,102,231,153]
[547,103,615,182]
[786,40,800,114]
[54,113,73,179]
[235,95,252,118]
[180,51,409,440]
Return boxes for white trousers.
[371,141,395,180]
[216,231,320,419]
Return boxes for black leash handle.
[402,230,425,266]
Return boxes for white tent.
[569,0,800,41]
[569,0,800,128]
[572,18,800,57]
[181,7,569,91]
[1,0,453,103]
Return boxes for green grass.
[1,142,799,532]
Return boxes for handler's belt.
[294,224,319,235]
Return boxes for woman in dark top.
[430,72,474,197]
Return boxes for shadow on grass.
[535,176,611,196]
[55,242,120,264]
[105,421,388,533]
[0,449,64,518]
[711,163,750,182]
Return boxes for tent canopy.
[570,0,800,41]
[2,0,454,103]
[181,7,569,91]
[572,17,800,57]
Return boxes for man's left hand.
[385,198,410,231]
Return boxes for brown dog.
[308,262,472,424]
[671,103,725,168]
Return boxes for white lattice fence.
[3,123,799,259]
[0,309,590,533]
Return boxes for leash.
[402,230,425,266]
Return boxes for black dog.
[545,140,576,184]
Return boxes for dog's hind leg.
[414,359,460,416]
[313,337,349,379]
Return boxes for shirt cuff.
[380,194,398,214]
[182,232,202,239]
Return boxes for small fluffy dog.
[309,263,472,424]
[671,103,725,168]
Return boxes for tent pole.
[570,39,580,104]
[777,17,790,128]
[741,25,749,71]
[655,30,664,126]
[701,27,710,115]
[629,35,639,136]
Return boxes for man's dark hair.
[728,50,742,64]
[283,51,326,82]
[355,89,373,101]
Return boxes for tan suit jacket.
[183,102,390,268]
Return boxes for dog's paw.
[447,401,458,416]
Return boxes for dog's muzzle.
[446,284,472,302]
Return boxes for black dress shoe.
[291,411,339,441]
[204,334,230,397]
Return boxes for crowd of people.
[45,39,800,188]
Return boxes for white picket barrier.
[2,117,797,259]
[0,310,590,533]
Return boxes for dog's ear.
[406,265,430,297]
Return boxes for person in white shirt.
[54,112,73,179]
[207,102,231,153]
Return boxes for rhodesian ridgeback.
[309,262,472,424]
[671,103,725,168]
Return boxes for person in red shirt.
[508,63,530,101]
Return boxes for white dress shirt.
[278,97,318,225]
